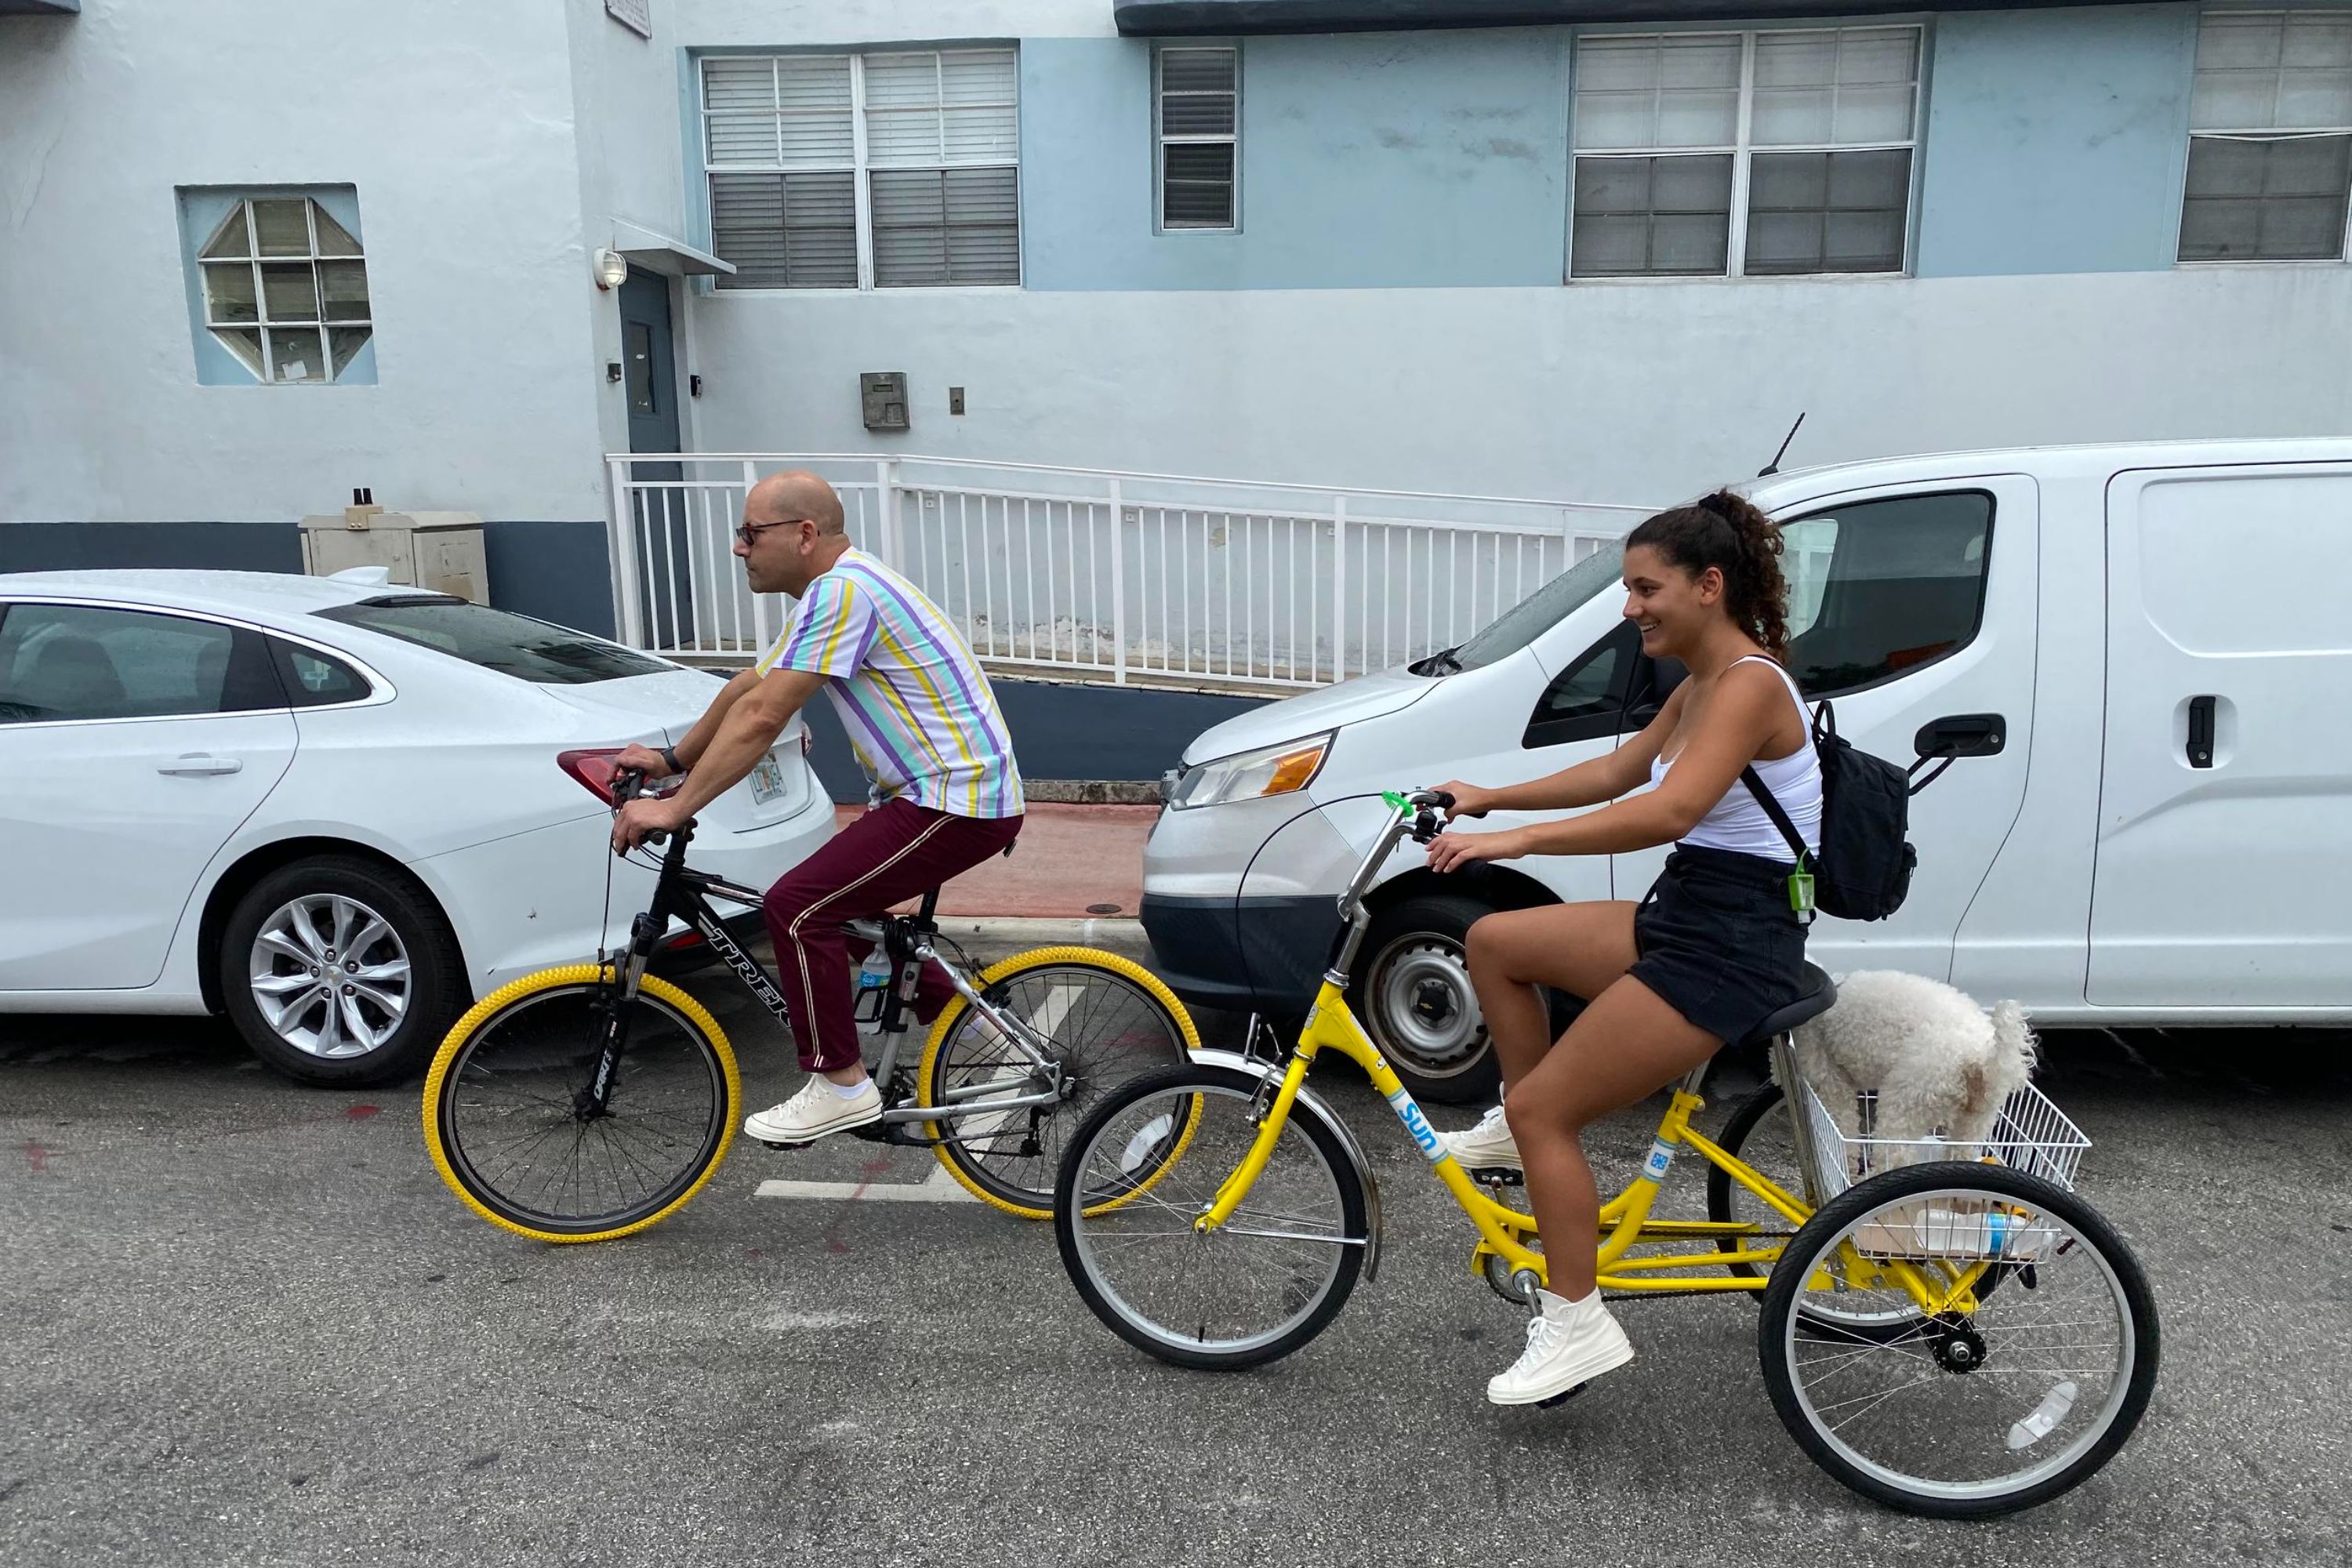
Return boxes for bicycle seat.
[1737,963,1836,1047]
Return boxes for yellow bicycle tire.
[422,964,741,1244]
[916,946,1202,1219]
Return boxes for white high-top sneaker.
[1486,1289,1635,1406]
[1439,1104,1523,1171]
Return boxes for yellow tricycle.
[1053,789,2158,1519]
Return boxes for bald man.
[612,470,1024,1146]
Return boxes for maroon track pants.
[761,798,1023,1073]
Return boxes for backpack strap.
[1739,765,1811,867]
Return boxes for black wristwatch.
[659,744,683,775]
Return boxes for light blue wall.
[1915,4,2198,278]
[1021,31,1569,290]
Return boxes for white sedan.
[0,569,834,1086]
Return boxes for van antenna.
[1759,412,1806,477]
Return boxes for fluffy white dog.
[1790,969,2038,1163]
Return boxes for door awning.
[612,220,736,278]
[1115,0,2152,34]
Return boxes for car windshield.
[1442,540,1627,672]
[314,597,670,684]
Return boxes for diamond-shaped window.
[197,198,371,383]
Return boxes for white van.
[1139,439,2352,1103]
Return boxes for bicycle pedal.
[1470,1166,1525,1187]
[757,1138,811,1152]
[1535,1383,1589,1410]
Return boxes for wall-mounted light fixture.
[592,248,630,290]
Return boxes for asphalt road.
[5,982,2350,1567]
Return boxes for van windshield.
[1440,542,1625,673]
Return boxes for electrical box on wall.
[299,510,488,603]
[861,372,909,433]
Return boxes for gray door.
[619,268,691,650]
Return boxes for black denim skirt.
[1629,844,1810,1046]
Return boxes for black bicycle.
[424,772,1198,1242]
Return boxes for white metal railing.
[604,453,1650,691]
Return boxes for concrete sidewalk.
[843,802,1159,958]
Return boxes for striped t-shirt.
[755,548,1024,819]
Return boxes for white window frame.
[1566,24,1925,281]
[2177,8,2352,267]
[195,196,372,384]
[700,49,1022,292]
[1155,44,1240,233]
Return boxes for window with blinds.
[701,49,1020,289]
[1570,27,1920,279]
[1157,46,1239,230]
[2180,11,2352,263]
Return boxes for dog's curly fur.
[1788,970,2037,1165]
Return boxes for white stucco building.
[5,0,2349,641]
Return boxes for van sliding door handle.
[2186,695,2216,768]
[1913,713,2005,760]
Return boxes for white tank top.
[1647,655,1823,862]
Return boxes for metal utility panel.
[299,511,488,604]
[861,372,909,433]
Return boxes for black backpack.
[1740,700,1915,923]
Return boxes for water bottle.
[855,949,891,1030]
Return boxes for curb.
[1024,779,1165,806]
[927,914,1151,960]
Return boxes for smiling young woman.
[1419,488,1824,1407]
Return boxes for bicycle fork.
[579,908,665,1120]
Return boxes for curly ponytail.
[1624,488,1791,659]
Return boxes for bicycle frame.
[584,819,1069,1142]
[1196,794,1994,1314]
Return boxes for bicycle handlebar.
[611,765,669,849]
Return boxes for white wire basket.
[1796,1075,2090,1203]
[1794,1076,2090,1262]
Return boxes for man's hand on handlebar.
[612,792,688,855]
[615,742,674,779]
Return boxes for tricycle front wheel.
[1054,1065,1366,1371]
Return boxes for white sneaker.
[1440,1104,1523,1171]
[1486,1290,1635,1406]
[745,1076,884,1146]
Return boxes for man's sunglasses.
[735,517,807,548]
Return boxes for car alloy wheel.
[247,893,414,1059]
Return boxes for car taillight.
[557,749,683,804]
[557,748,625,803]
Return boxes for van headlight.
[1167,733,1333,811]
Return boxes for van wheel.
[1351,894,1498,1104]
[219,856,467,1088]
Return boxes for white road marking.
[753,1163,978,1203]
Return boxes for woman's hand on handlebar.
[612,795,687,855]
[1426,826,1527,874]
[1433,780,1494,820]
